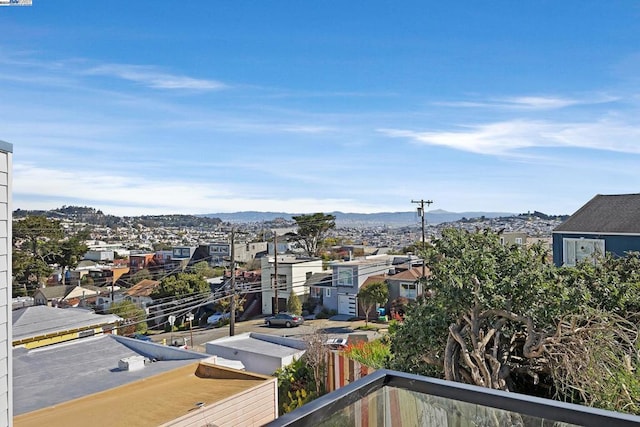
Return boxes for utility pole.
[273,231,279,314]
[411,199,433,280]
[229,229,237,336]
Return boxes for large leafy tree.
[52,231,89,285]
[390,229,574,391]
[13,217,62,290]
[13,216,88,292]
[290,213,336,257]
[389,228,640,413]
[358,281,388,325]
[151,273,210,300]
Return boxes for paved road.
[148,317,384,352]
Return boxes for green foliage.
[274,357,317,415]
[191,261,216,278]
[344,339,391,370]
[357,281,388,325]
[389,227,640,414]
[110,300,147,335]
[152,273,210,299]
[12,216,64,288]
[290,213,336,256]
[287,289,302,315]
[390,228,563,377]
[81,275,94,286]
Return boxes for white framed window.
[400,282,418,299]
[337,268,353,287]
[310,287,322,298]
[563,238,605,266]
[325,288,331,298]
[515,237,523,245]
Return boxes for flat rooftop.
[15,362,270,427]
[208,332,304,358]
[12,306,121,343]
[13,334,208,415]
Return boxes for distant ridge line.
[202,210,517,226]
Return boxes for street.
[148,317,384,353]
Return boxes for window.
[515,237,523,245]
[337,268,353,287]
[325,288,331,298]
[310,287,322,298]
[400,282,418,299]
[270,274,287,291]
[563,238,605,266]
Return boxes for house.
[260,255,324,314]
[123,279,161,309]
[552,193,640,266]
[320,256,396,316]
[386,266,426,302]
[306,272,332,310]
[83,249,114,262]
[192,242,230,267]
[32,285,101,307]
[0,141,12,427]
[128,252,156,273]
[499,231,527,246]
[13,335,278,427]
[205,332,306,376]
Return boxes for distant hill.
[203,210,517,226]
[13,206,222,228]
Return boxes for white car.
[207,312,230,325]
[324,337,348,350]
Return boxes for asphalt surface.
[148,316,385,352]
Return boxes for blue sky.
[2,1,640,216]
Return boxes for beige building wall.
[0,141,12,427]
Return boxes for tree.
[110,300,147,335]
[53,232,89,285]
[13,216,88,290]
[191,261,216,278]
[13,216,63,288]
[287,289,302,315]
[151,273,210,300]
[302,329,329,396]
[358,281,388,325]
[388,228,640,413]
[390,229,568,390]
[290,213,336,257]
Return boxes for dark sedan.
[264,312,304,328]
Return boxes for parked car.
[264,312,304,328]
[207,312,231,325]
[324,337,348,350]
[131,333,152,342]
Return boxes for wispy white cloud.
[84,63,227,91]
[379,118,640,156]
[434,94,618,110]
[12,163,386,215]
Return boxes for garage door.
[338,294,356,316]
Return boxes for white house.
[260,255,324,314]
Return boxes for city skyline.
[2,1,640,217]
